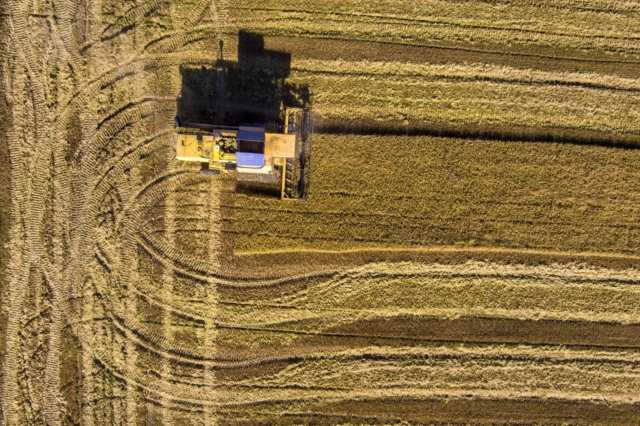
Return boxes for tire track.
[157,150,178,424]
[204,163,222,425]
[223,345,640,405]
[89,173,214,378]
[93,130,174,193]
[139,232,212,275]
[99,0,166,42]
[92,355,211,409]
[1,48,30,425]
[137,234,341,286]
[50,0,82,69]
[3,0,232,420]
[3,0,57,421]
[6,0,85,415]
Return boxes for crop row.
[280,58,640,137]
[232,0,640,56]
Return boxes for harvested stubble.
[212,261,640,423]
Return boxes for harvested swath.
[263,36,640,80]
[214,261,640,362]
[228,247,640,283]
[264,398,640,425]
[214,317,640,366]
[213,345,640,407]
[219,260,640,318]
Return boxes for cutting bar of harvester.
[298,110,313,199]
[281,109,313,200]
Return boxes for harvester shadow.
[177,30,310,126]
[176,31,311,263]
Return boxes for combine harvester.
[174,108,313,199]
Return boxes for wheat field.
[1,0,640,424]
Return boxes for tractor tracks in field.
[2,0,239,419]
[3,0,66,422]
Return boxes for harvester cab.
[174,108,312,199]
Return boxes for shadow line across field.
[316,117,640,150]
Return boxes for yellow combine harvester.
[174,108,312,199]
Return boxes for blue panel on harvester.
[236,128,266,143]
[236,152,265,168]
